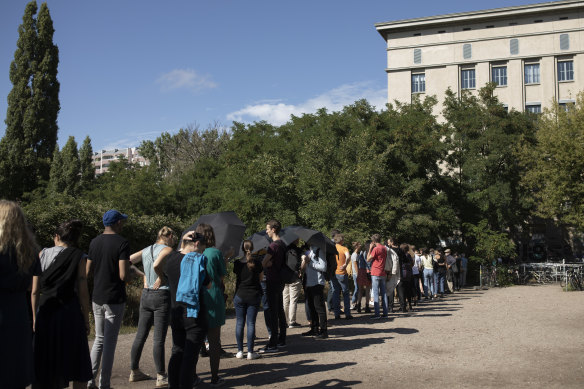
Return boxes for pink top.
[369,245,387,277]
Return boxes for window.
[413,48,422,64]
[524,63,540,84]
[558,61,574,81]
[461,69,475,89]
[510,39,519,55]
[492,66,507,86]
[560,34,570,50]
[559,101,574,111]
[411,73,426,93]
[525,104,541,114]
[463,44,472,59]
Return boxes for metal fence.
[478,261,584,290]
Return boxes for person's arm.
[300,254,308,273]
[77,257,91,335]
[31,275,40,331]
[262,253,273,269]
[366,244,376,263]
[86,258,93,278]
[129,250,143,265]
[343,251,351,269]
[119,259,130,282]
[311,256,327,272]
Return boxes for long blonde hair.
[0,200,39,272]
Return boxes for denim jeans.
[423,268,435,297]
[332,274,351,318]
[371,275,388,317]
[234,294,260,353]
[260,281,271,337]
[435,271,446,294]
[351,271,358,305]
[130,289,170,374]
[89,302,125,389]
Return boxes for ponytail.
[242,240,255,271]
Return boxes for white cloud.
[156,68,217,92]
[227,82,387,125]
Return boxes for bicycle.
[560,268,583,291]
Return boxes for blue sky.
[1,0,539,150]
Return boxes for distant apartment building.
[375,0,584,116]
[92,147,149,175]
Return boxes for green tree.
[79,136,95,189]
[60,136,80,195]
[0,1,59,199]
[442,84,536,243]
[48,144,64,194]
[521,93,584,229]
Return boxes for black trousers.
[168,310,207,389]
[412,274,422,300]
[306,284,327,332]
[265,282,286,347]
[397,279,413,310]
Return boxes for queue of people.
[0,201,470,389]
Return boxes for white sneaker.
[247,351,261,360]
[156,373,168,388]
[235,350,244,359]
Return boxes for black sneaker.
[288,322,302,328]
[276,341,286,348]
[200,347,209,357]
[302,329,317,336]
[258,346,278,354]
[345,315,354,320]
[314,331,328,339]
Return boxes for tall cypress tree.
[79,136,95,189]
[48,143,64,194]
[60,136,79,195]
[0,1,59,199]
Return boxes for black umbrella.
[183,211,246,257]
[238,231,272,256]
[282,226,337,256]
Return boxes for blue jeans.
[90,302,125,389]
[351,273,358,304]
[332,274,351,318]
[371,275,388,317]
[234,294,260,353]
[423,269,435,297]
[130,289,170,374]
[434,271,445,294]
[260,281,271,337]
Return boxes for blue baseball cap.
[103,209,128,227]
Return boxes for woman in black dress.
[31,219,92,389]
[0,200,40,389]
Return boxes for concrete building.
[375,0,584,115]
[92,147,149,175]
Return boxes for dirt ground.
[92,284,584,388]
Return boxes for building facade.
[92,147,149,175]
[375,0,584,115]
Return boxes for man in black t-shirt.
[86,209,131,389]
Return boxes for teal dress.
[203,247,227,328]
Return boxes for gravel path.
[94,284,584,388]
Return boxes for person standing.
[200,224,228,387]
[0,200,40,389]
[445,249,457,293]
[421,249,435,299]
[396,244,414,312]
[87,210,133,389]
[155,230,209,389]
[282,241,303,328]
[233,240,263,360]
[352,242,371,313]
[301,246,328,338]
[367,234,388,319]
[459,253,469,288]
[386,239,400,313]
[332,234,353,320]
[434,251,447,297]
[32,220,92,389]
[128,226,176,387]
[260,219,287,353]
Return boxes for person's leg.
[313,285,327,334]
[397,282,406,311]
[330,275,341,317]
[326,280,334,313]
[246,299,259,353]
[260,281,271,338]
[179,316,205,389]
[351,274,358,306]
[89,303,105,387]
[386,279,395,312]
[234,295,246,353]
[152,291,170,376]
[433,272,439,296]
[338,275,352,318]
[265,282,279,348]
[371,276,380,317]
[305,286,318,332]
[282,284,291,325]
[276,285,287,344]
[98,303,125,389]
[365,286,371,312]
[130,291,154,371]
[168,315,184,389]
[207,326,221,381]
[356,284,363,312]
[288,280,302,324]
[378,277,388,316]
